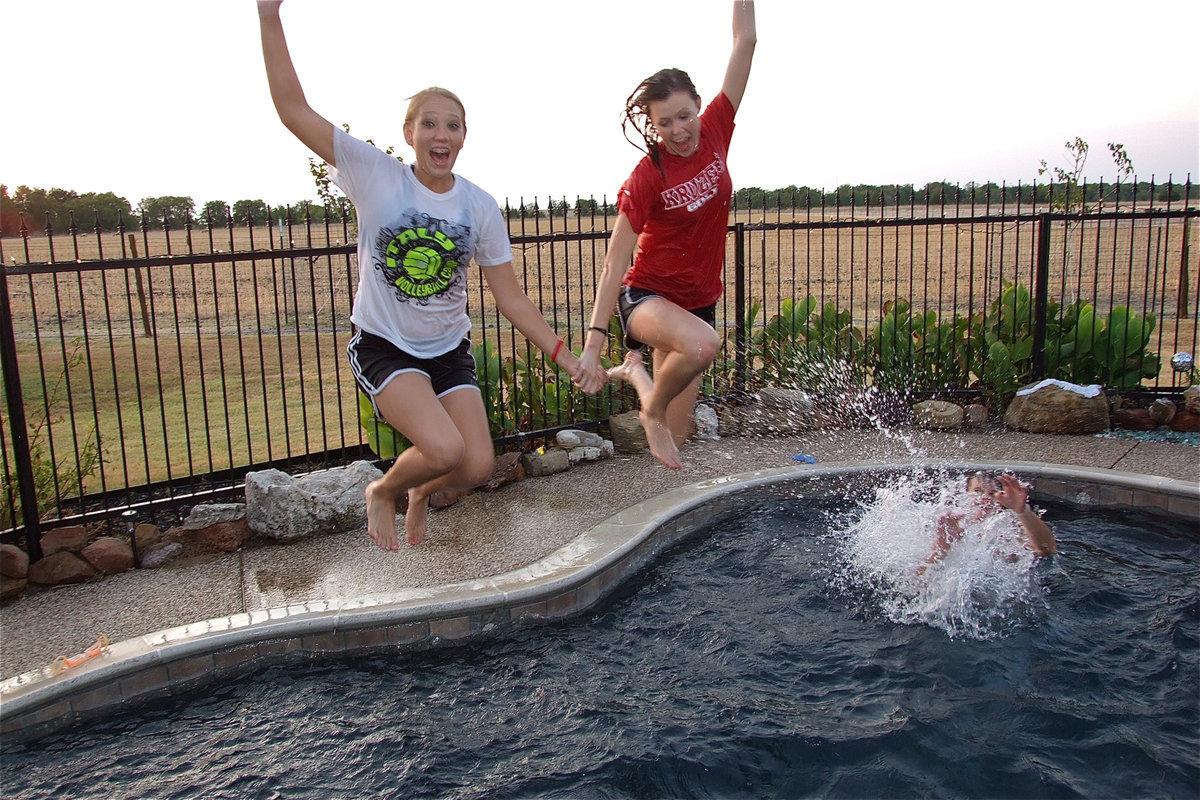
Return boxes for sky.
[2,0,1197,211]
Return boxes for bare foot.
[640,410,682,470]
[404,488,430,546]
[607,350,655,398]
[364,479,400,551]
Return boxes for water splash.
[822,469,1047,640]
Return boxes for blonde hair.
[404,87,467,130]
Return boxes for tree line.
[732,180,1196,211]
[3,177,1195,238]
[0,184,344,237]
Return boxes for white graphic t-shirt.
[330,127,512,358]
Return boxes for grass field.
[2,204,1197,504]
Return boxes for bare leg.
[363,374,468,551]
[398,386,495,546]
[608,350,681,469]
[615,300,719,470]
[403,487,431,546]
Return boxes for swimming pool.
[1,469,1195,799]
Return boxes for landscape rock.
[39,525,89,557]
[1,543,29,578]
[555,429,605,450]
[567,445,605,465]
[609,410,648,454]
[481,451,525,491]
[1004,380,1109,435]
[521,448,571,477]
[28,551,97,586]
[430,488,470,509]
[963,403,989,428]
[913,400,964,430]
[716,391,837,436]
[1149,398,1177,425]
[245,461,382,543]
[1,575,27,600]
[133,523,161,552]
[1169,411,1200,432]
[172,503,253,553]
[80,537,134,574]
[1184,385,1200,414]
[139,541,184,569]
[1112,408,1156,430]
[694,403,719,439]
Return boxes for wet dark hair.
[966,471,1001,494]
[622,68,700,174]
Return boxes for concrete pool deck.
[1,428,1197,741]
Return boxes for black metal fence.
[2,179,1197,559]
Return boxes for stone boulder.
[521,448,570,477]
[140,542,184,569]
[1169,411,1200,432]
[167,503,253,553]
[480,451,525,491]
[555,429,606,450]
[695,403,719,440]
[913,400,964,430]
[0,575,26,600]
[1111,408,1156,430]
[245,461,383,543]
[963,403,989,428]
[81,536,134,574]
[1149,398,1177,426]
[1183,385,1200,414]
[608,410,648,454]
[39,525,89,557]
[716,388,836,436]
[28,551,96,586]
[0,543,29,600]
[1004,380,1109,434]
[1,543,29,578]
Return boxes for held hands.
[556,347,608,395]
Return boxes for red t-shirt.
[618,91,736,310]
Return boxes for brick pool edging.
[2,459,1196,744]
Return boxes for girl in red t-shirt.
[580,0,756,469]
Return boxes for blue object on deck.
[791,454,817,464]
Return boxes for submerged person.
[578,0,756,469]
[921,472,1057,574]
[256,1,606,549]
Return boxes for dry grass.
[2,205,1197,499]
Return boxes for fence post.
[1032,212,1052,381]
[0,267,43,560]
[1179,215,1191,318]
[734,222,747,394]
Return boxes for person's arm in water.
[257,0,335,165]
[991,473,1057,556]
[722,0,757,111]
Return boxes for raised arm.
[721,0,757,111]
[257,0,336,165]
[993,474,1058,557]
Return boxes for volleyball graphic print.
[373,211,470,304]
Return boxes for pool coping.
[2,459,1197,743]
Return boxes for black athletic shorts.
[347,330,478,408]
[616,286,717,351]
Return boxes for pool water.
[2,495,1196,799]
